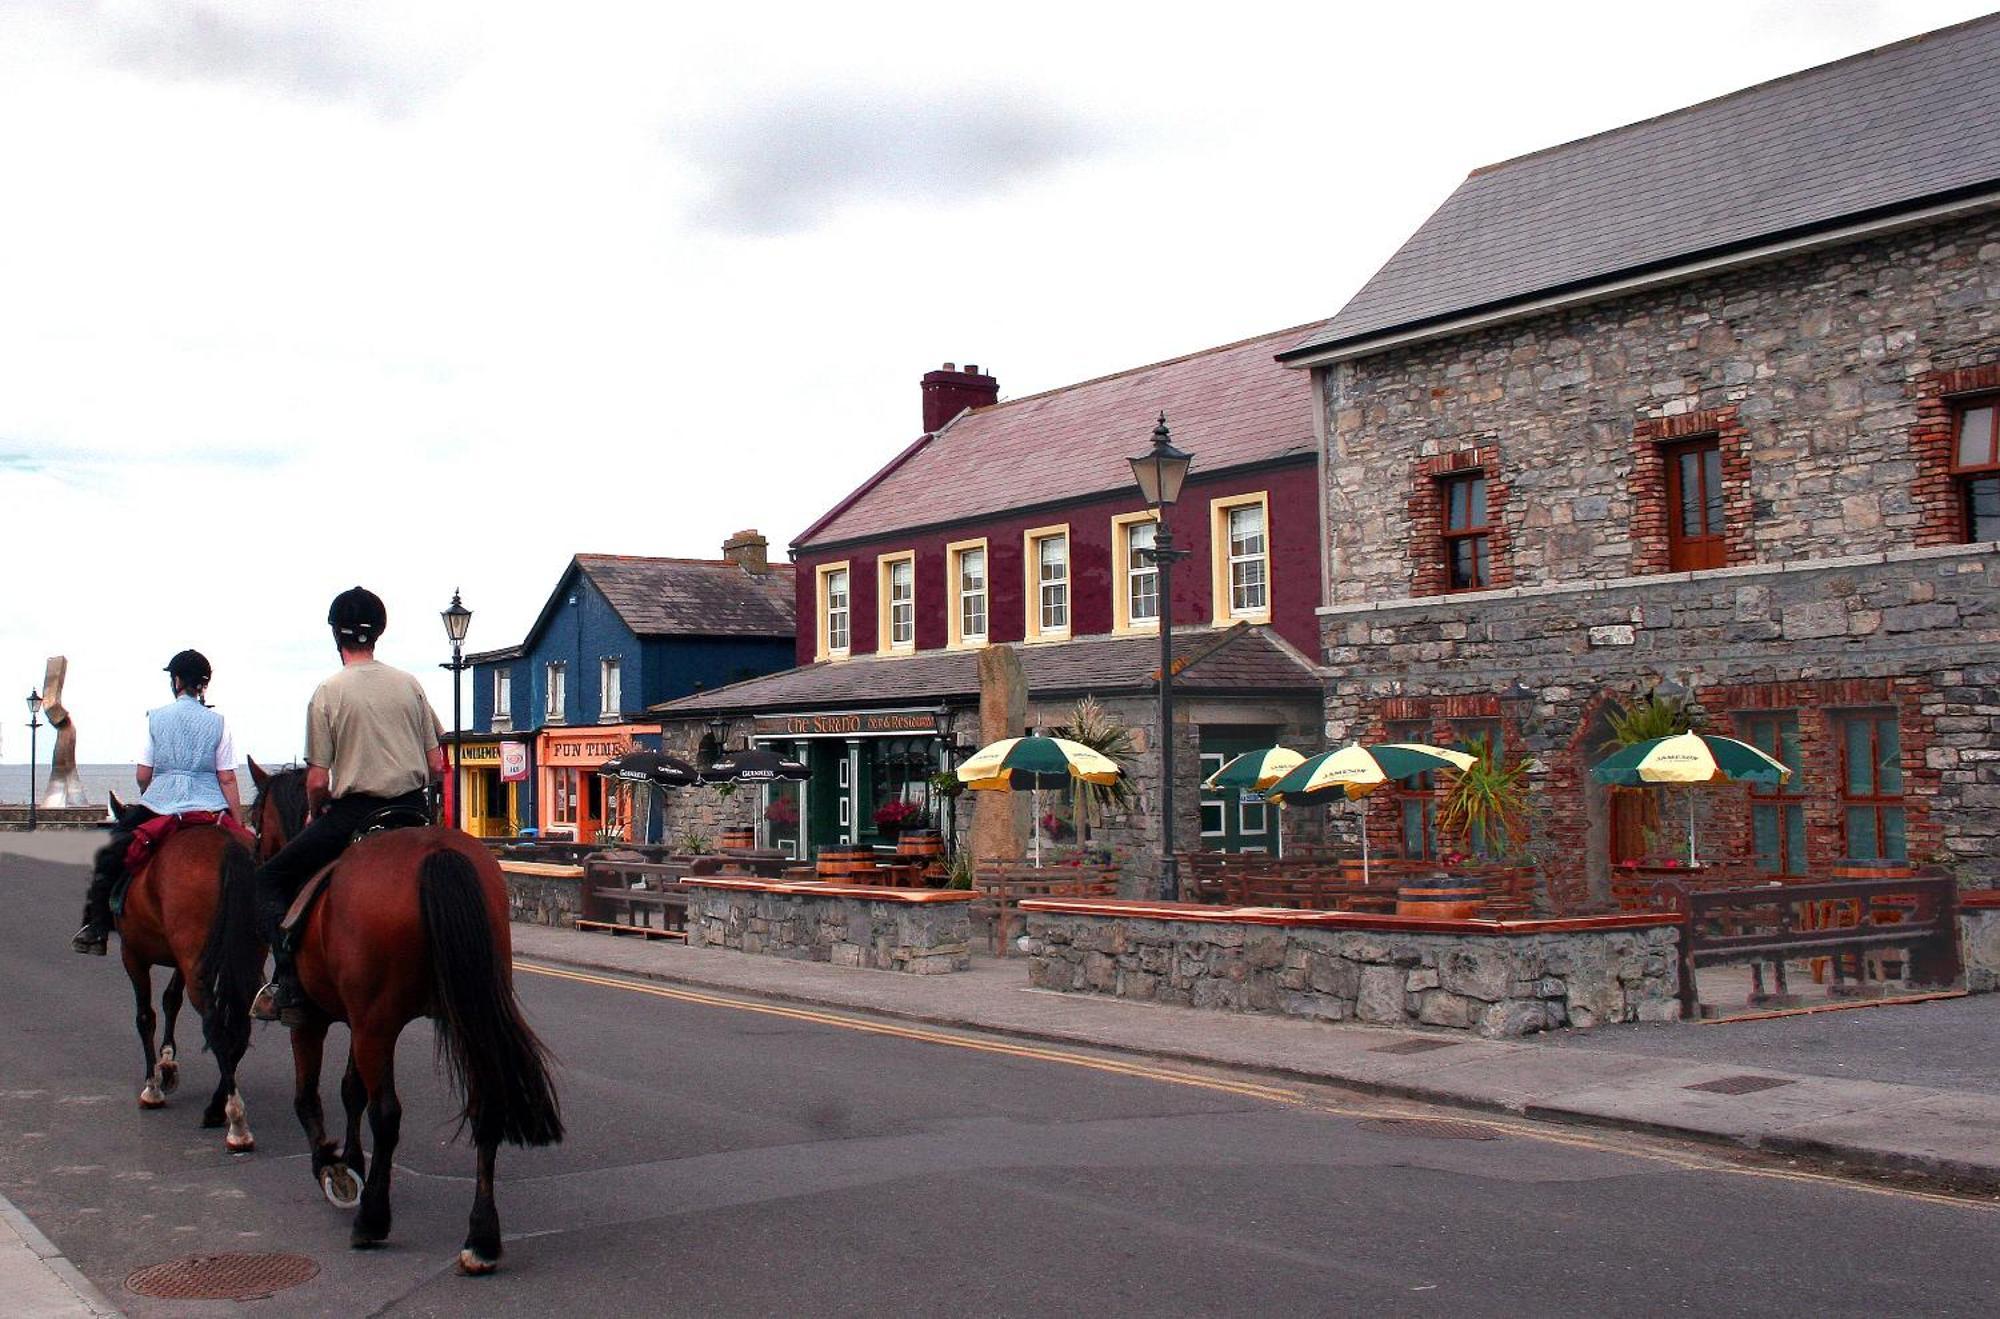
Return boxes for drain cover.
[1360,1117,1499,1140]
[1372,1038,1458,1055]
[1684,1074,1796,1096]
[126,1252,319,1300]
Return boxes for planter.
[897,829,945,861]
[719,827,757,851]
[816,847,879,881]
[1396,872,1485,919]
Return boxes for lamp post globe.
[1128,415,1194,901]
[440,591,472,830]
[26,690,43,832]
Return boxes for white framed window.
[878,552,915,652]
[1210,493,1271,623]
[599,658,621,719]
[1199,752,1227,836]
[817,563,851,659]
[492,669,512,728]
[949,540,988,647]
[1024,525,1070,640]
[544,661,566,722]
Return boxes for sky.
[1,0,1993,766]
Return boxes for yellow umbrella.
[1268,743,1477,882]
[956,736,1123,865]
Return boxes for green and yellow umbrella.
[1591,731,1790,866]
[1203,747,1307,859]
[957,736,1123,866]
[1268,743,1477,882]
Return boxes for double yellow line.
[514,959,1997,1214]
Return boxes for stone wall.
[1964,900,2000,994]
[651,718,765,847]
[1023,907,1681,1037]
[684,880,973,973]
[500,866,583,927]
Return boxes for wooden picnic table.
[974,863,1119,956]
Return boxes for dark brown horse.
[104,795,262,1151]
[249,763,562,1273]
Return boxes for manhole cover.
[1360,1117,1499,1140]
[1684,1074,1796,1096]
[127,1252,320,1300]
[1372,1038,1458,1055]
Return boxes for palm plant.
[1600,690,1699,865]
[1053,696,1135,845]
[1436,735,1530,859]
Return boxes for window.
[1440,473,1490,590]
[492,669,511,729]
[1209,494,1271,624]
[1111,513,1159,634]
[1664,436,1726,570]
[544,662,566,722]
[1952,395,2000,542]
[599,658,621,719]
[817,563,851,658]
[1024,526,1070,639]
[949,540,987,647]
[1199,751,1227,837]
[878,554,915,652]
[1387,719,1438,860]
[1838,711,1906,863]
[1738,712,1806,875]
[549,768,578,831]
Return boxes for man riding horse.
[251,587,446,1026]
[73,649,246,955]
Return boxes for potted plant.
[872,798,923,837]
[927,769,966,801]
[764,795,800,827]
[1053,696,1135,846]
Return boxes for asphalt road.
[2,843,1997,1317]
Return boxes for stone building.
[1277,16,2000,902]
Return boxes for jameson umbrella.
[956,736,1122,868]
[1203,747,1306,858]
[1268,743,1477,883]
[1591,731,1790,867]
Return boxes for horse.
[102,792,262,1152]
[247,761,563,1274]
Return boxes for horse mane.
[260,764,312,839]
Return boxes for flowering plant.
[763,796,799,826]
[873,798,924,832]
[1039,811,1073,840]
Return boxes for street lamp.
[1129,413,1194,901]
[25,691,42,832]
[440,590,472,830]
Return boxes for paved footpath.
[0,1188,120,1317]
[513,921,2000,1194]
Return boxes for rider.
[73,650,245,954]
[251,587,446,1026]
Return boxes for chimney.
[921,362,999,433]
[721,529,769,575]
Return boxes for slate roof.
[650,625,1322,717]
[1285,15,2000,360]
[518,554,796,644]
[799,325,1320,548]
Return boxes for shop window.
[1838,710,1906,863]
[817,563,850,659]
[1738,711,1806,875]
[492,668,511,729]
[949,540,987,647]
[599,658,621,719]
[549,768,579,834]
[1440,473,1490,590]
[1111,513,1159,634]
[1665,436,1726,570]
[1952,394,2000,542]
[1387,719,1438,859]
[1025,526,1070,640]
[878,554,915,652]
[544,662,566,723]
[1208,494,1271,624]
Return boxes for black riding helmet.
[164,649,211,690]
[328,586,388,647]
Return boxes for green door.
[805,742,847,855]
[1197,728,1281,854]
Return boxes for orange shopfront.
[536,724,658,842]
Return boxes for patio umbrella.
[956,736,1123,867]
[596,752,700,844]
[1591,731,1790,866]
[1202,747,1306,858]
[1267,743,1477,883]
[701,747,811,784]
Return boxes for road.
[1,843,1996,1316]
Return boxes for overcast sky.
[1,0,1992,766]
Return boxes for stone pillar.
[973,645,1027,861]
[40,657,85,807]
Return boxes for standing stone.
[973,644,1028,862]
[39,656,86,807]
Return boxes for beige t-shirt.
[305,660,443,799]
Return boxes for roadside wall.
[685,881,972,973]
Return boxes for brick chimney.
[921,362,999,433]
[721,529,769,575]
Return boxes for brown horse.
[104,796,262,1152]
[249,763,562,1273]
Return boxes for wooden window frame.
[1737,710,1807,876]
[598,657,621,721]
[1110,511,1160,635]
[946,538,988,649]
[1208,492,1272,625]
[815,561,851,660]
[492,668,511,730]
[1438,472,1491,592]
[876,552,916,654]
[1023,524,1071,642]
[1836,709,1906,863]
[1949,392,2000,544]
[543,661,566,724]
[1663,434,1727,571]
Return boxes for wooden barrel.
[719,827,756,851]
[1828,860,1915,881]
[816,847,879,881]
[897,829,945,861]
[1396,872,1485,919]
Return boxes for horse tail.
[198,838,262,1060]
[418,847,564,1148]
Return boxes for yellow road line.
[514,959,1997,1214]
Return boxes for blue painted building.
[455,531,795,839]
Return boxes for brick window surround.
[1630,406,1752,575]
[1913,363,2000,546]
[1409,446,1511,596]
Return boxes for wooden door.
[1664,438,1725,570]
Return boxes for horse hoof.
[457,1248,500,1276]
[226,1134,255,1154]
[138,1084,166,1110]
[156,1055,179,1095]
[349,1230,387,1251]
[320,1165,361,1210]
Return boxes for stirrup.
[71,925,108,956]
[250,981,284,1022]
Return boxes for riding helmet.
[328,586,388,647]
[163,649,211,689]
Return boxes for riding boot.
[70,901,109,956]
[251,936,308,1027]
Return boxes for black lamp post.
[440,590,472,830]
[1129,413,1194,901]
[25,690,42,832]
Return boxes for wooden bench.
[974,863,1119,956]
[579,857,692,940]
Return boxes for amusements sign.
[751,710,942,739]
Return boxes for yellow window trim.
[876,551,917,655]
[814,560,852,661]
[945,537,990,650]
[1209,492,1273,626]
[1110,510,1161,635]
[1022,522,1072,642]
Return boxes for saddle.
[275,808,434,944]
[113,811,257,916]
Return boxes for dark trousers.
[255,790,427,951]
[85,805,157,925]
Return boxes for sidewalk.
[513,922,2000,1193]
[0,1192,120,1317]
